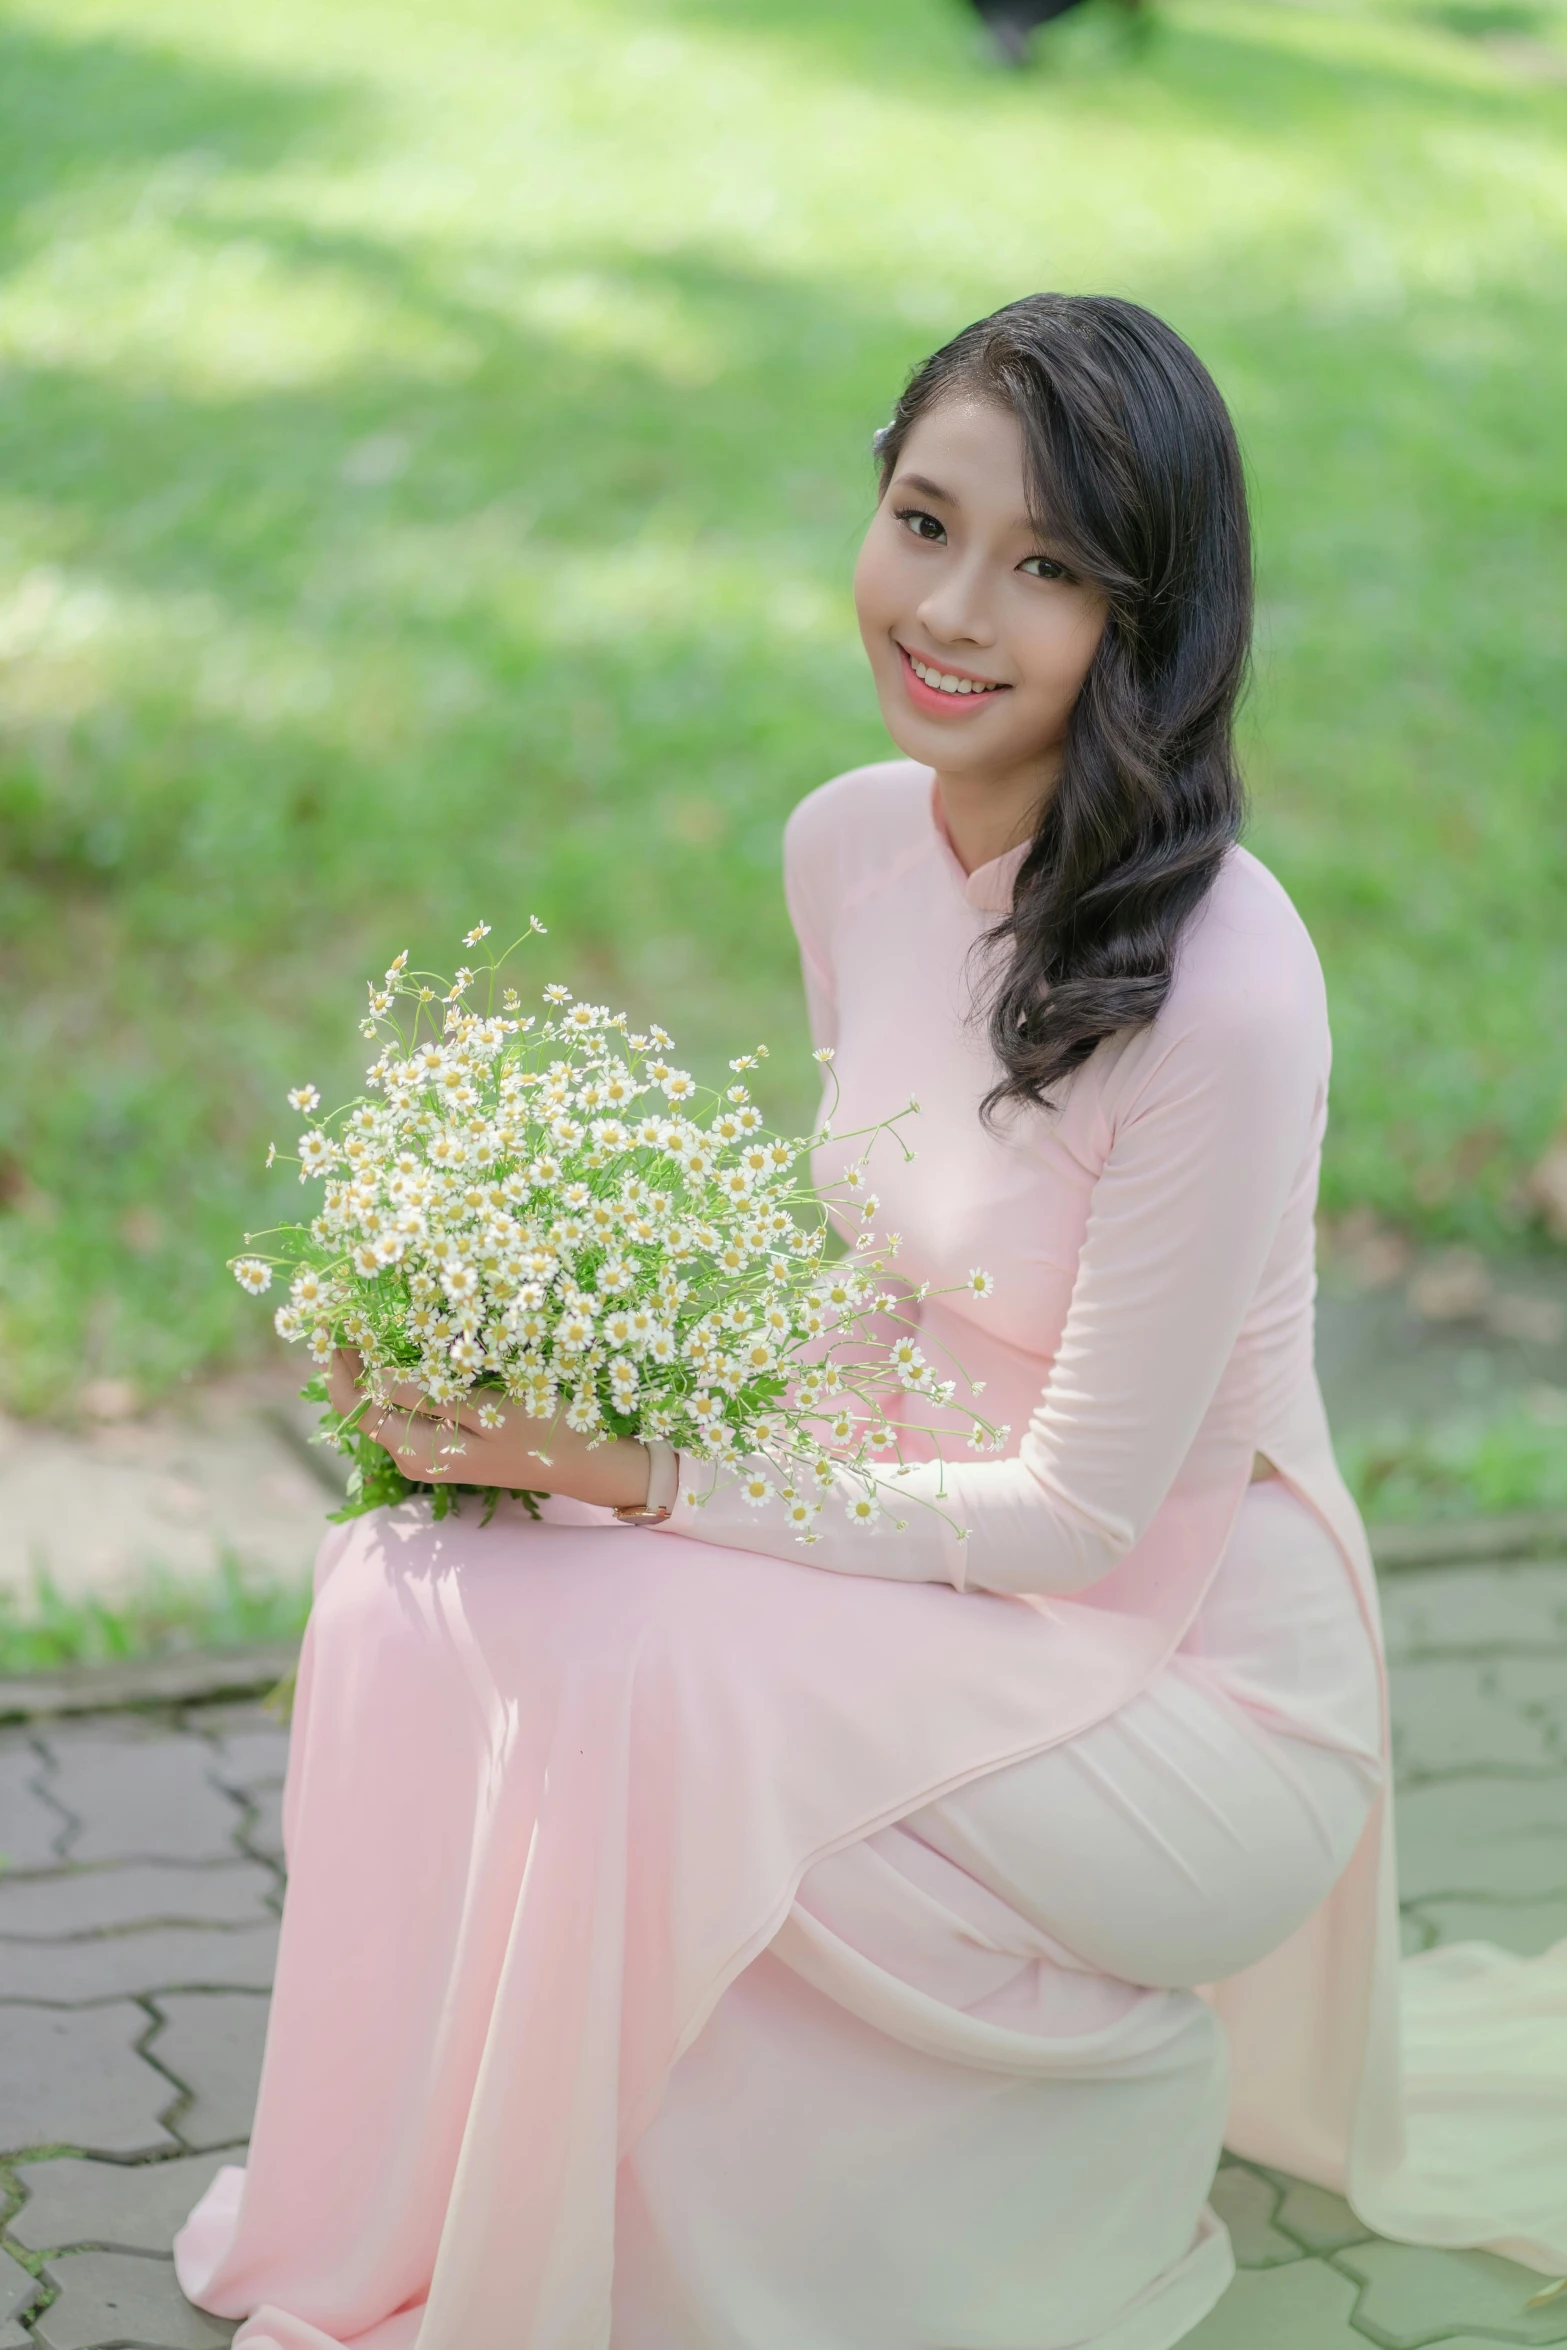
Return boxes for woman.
[177,296,1566,2350]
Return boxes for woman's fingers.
[326,1347,366,1420]
[363,1403,464,1478]
[371,1375,440,1415]
[330,1358,569,1488]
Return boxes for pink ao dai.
[175,763,1567,2350]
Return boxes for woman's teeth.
[908,654,1001,696]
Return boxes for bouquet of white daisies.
[232,919,1003,1538]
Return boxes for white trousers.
[613,1486,1385,2349]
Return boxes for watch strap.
[613,1436,679,1525]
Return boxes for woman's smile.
[896,641,1011,716]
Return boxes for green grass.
[2,0,1566,1410]
[1343,1391,1567,1524]
[0,1552,310,1674]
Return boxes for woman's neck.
[934,755,1058,877]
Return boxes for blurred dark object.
[971,0,1140,65]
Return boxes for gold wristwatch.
[612,1436,679,1526]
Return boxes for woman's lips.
[896,642,1010,717]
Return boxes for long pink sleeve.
[673,958,1326,1595]
[670,763,1330,1598]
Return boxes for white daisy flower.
[287,1084,321,1113]
[738,1470,774,1509]
[233,1257,274,1296]
[463,922,492,946]
[967,1268,995,1298]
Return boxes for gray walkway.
[1,1562,1565,2349]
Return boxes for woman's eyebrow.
[891,471,954,502]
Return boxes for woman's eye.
[1020,553,1070,581]
[895,507,946,544]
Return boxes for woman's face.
[853,396,1109,800]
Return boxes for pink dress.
[176,763,1567,2350]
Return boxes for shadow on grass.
[0,14,362,266]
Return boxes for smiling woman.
[171,293,1567,2350]
[858,299,1252,1119]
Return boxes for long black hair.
[874,294,1252,1121]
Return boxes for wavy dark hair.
[874,294,1252,1120]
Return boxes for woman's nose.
[917,563,995,649]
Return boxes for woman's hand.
[325,1350,653,1511]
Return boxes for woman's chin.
[878,705,1005,775]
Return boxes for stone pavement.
[0,1564,1564,2349]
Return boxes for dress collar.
[928,778,1031,916]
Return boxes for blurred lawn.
[2,0,1566,1411]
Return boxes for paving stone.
[0,1920,280,2002]
[187,1702,293,1747]
[1394,1775,1567,1902]
[203,1726,289,1796]
[236,1783,284,1867]
[1335,2238,1567,2344]
[1408,1893,1567,1957]
[1208,2162,1301,2267]
[1268,2174,1372,2254]
[150,1993,270,2150]
[41,1730,244,1866]
[1388,1657,1558,1775]
[1379,1564,1567,1663]
[0,1861,277,1938]
[0,2003,178,2157]
[0,2248,40,2326]
[1179,2254,1363,2347]
[33,2250,235,2349]
[10,2150,230,2255]
[0,2323,35,2349]
[0,1747,68,1870]
[1491,1656,1567,1737]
